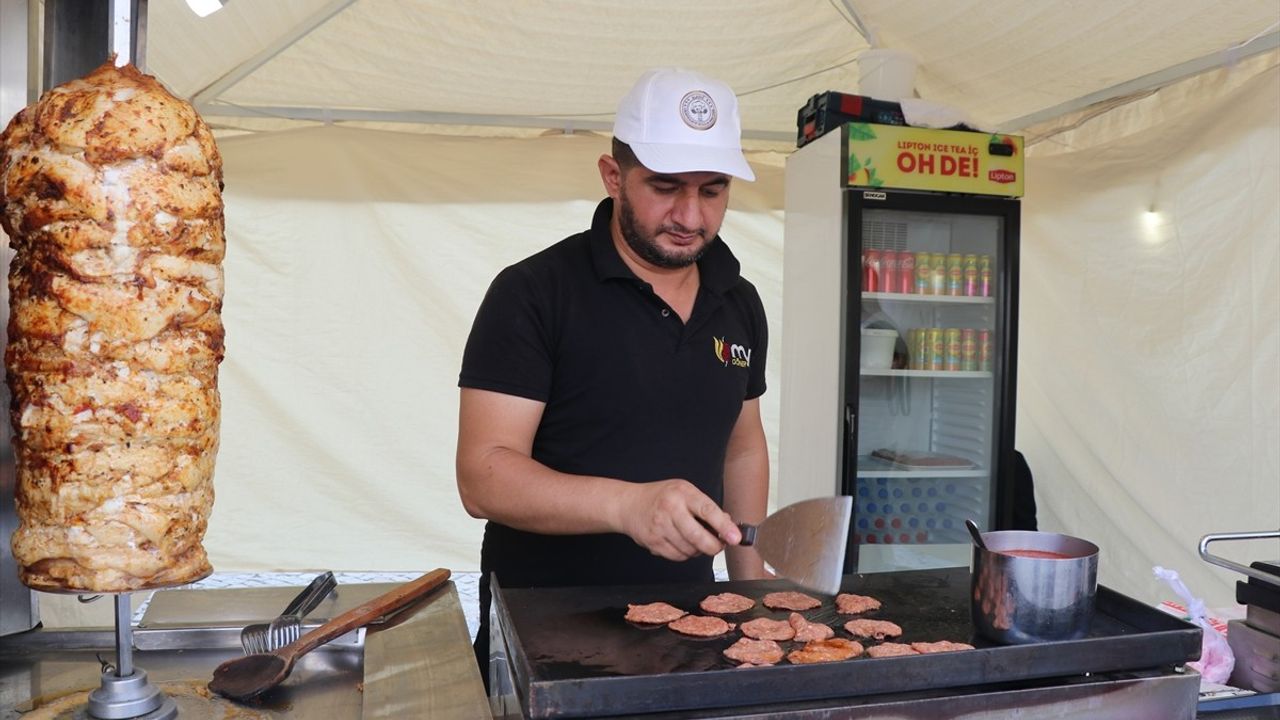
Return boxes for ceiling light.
[186,0,226,17]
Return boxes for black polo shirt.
[460,197,767,593]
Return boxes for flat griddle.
[492,567,1201,719]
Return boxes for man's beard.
[618,191,710,269]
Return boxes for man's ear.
[598,154,623,199]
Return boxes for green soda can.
[944,328,962,370]
[929,253,947,295]
[915,252,931,294]
[908,328,926,369]
[961,328,978,370]
[963,254,979,296]
[926,328,944,370]
[946,254,964,296]
[979,254,993,296]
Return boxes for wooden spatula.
[209,568,451,701]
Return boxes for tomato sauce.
[1000,549,1073,559]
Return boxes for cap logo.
[679,90,717,130]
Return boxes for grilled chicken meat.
[1,60,224,592]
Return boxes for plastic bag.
[1153,566,1235,683]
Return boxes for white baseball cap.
[612,68,755,181]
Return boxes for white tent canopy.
[8,2,1278,623]
[149,0,1279,140]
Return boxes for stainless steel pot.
[972,530,1099,644]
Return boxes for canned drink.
[881,250,898,294]
[899,252,916,293]
[929,253,947,295]
[946,254,964,296]
[978,329,992,371]
[908,328,926,369]
[915,252,931,294]
[961,328,978,370]
[979,254,993,297]
[863,249,881,292]
[963,254,979,296]
[944,328,962,370]
[926,328,944,371]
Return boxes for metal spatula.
[737,496,852,596]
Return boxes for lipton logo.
[712,336,751,368]
[989,169,1016,184]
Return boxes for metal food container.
[972,530,1100,644]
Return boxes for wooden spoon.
[209,568,450,701]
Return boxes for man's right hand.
[615,479,743,562]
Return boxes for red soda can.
[863,249,881,292]
[978,329,992,371]
[881,251,898,293]
[898,252,916,293]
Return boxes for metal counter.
[0,581,489,719]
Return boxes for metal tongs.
[239,571,337,655]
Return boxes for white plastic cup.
[860,328,898,369]
[858,48,917,101]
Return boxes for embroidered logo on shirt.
[713,336,752,368]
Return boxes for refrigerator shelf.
[855,469,988,479]
[861,369,992,378]
[861,292,995,305]
[857,455,987,478]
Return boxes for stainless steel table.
[1,580,489,718]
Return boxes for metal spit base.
[80,594,178,720]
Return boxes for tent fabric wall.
[206,126,785,573]
[1019,53,1280,608]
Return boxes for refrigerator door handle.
[843,404,857,488]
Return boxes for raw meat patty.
[835,592,882,614]
[866,642,920,658]
[787,637,864,664]
[625,602,686,625]
[723,638,784,666]
[763,591,821,611]
[700,592,755,614]
[911,640,976,653]
[740,617,796,641]
[844,618,903,640]
[789,612,834,641]
[669,615,736,637]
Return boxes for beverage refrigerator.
[778,122,1025,574]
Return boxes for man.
[456,67,770,681]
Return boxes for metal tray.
[492,567,1201,719]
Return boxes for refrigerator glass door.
[853,208,1003,572]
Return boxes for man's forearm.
[458,446,629,535]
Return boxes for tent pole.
[1000,30,1280,132]
[190,0,356,106]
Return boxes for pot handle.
[1198,530,1280,587]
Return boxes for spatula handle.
[738,523,757,546]
[279,568,451,660]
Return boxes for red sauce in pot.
[1000,549,1073,559]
